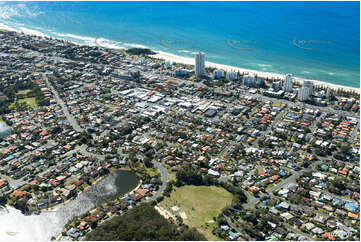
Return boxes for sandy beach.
[154,51,360,94]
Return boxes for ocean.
[0,1,359,88]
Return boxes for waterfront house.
[66,228,81,239]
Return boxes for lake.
[0,170,139,241]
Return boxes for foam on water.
[0,22,17,32]
[95,38,126,50]
[122,42,149,49]
[52,32,95,43]
[257,64,272,67]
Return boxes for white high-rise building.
[256,76,264,87]
[283,74,293,92]
[140,57,147,65]
[195,52,205,77]
[272,81,282,91]
[164,60,172,69]
[213,69,224,79]
[326,87,332,98]
[298,86,310,101]
[243,75,255,86]
[226,71,237,81]
[303,80,314,96]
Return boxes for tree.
[340,145,351,155]
[89,220,98,229]
[80,132,93,145]
[0,194,7,206]
[176,215,183,225]
[13,198,29,214]
[175,168,203,186]
[156,196,164,203]
[144,157,153,168]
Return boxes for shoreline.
[0,25,359,94]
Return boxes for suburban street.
[243,170,302,209]
[78,144,105,161]
[349,121,360,143]
[283,223,313,241]
[224,215,253,241]
[0,174,25,190]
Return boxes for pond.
[0,170,139,241]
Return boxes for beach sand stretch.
[1,25,359,94]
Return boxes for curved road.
[148,160,172,201]
[78,144,105,161]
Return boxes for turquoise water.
[0,1,359,87]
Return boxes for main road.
[42,73,83,132]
